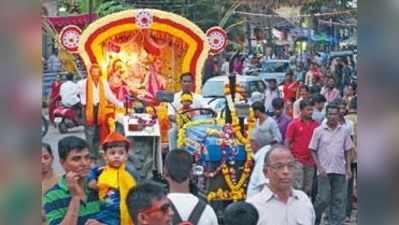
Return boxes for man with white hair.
[249,91,264,105]
[246,135,271,198]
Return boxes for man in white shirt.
[246,136,271,198]
[221,56,230,76]
[47,52,61,72]
[60,73,80,108]
[79,64,123,159]
[263,79,281,114]
[168,73,206,150]
[247,145,315,225]
[165,149,218,225]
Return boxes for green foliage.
[96,0,134,17]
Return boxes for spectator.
[343,83,356,109]
[223,202,259,225]
[292,85,310,119]
[203,56,216,85]
[221,56,230,75]
[247,136,271,198]
[247,145,315,225]
[271,97,291,142]
[285,99,319,196]
[251,102,282,146]
[310,76,322,94]
[164,149,218,225]
[320,76,340,103]
[126,181,173,225]
[60,73,80,109]
[344,96,358,221]
[42,142,58,225]
[48,74,63,124]
[311,94,327,123]
[42,143,58,194]
[309,103,354,225]
[285,96,295,118]
[264,79,281,114]
[87,132,137,225]
[305,62,320,87]
[323,99,354,138]
[43,136,103,225]
[334,58,344,93]
[282,71,299,103]
[47,50,61,72]
[342,59,353,90]
[249,91,265,105]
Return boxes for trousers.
[314,173,347,225]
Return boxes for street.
[42,116,85,174]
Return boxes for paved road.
[321,208,358,225]
[42,117,85,174]
[42,111,358,225]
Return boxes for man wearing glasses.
[126,181,174,225]
[246,145,315,225]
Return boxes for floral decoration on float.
[176,81,255,202]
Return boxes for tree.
[95,1,134,17]
[75,0,133,16]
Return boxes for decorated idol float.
[78,9,254,217]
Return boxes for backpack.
[169,198,207,225]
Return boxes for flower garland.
[207,81,256,202]
[177,118,216,148]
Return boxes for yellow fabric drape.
[97,164,136,225]
[85,73,94,126]
[98,78,107,125]
[85,69,108,126]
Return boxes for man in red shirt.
[285,99,319,196]
[283,71,299,103]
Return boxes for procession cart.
[176,79,255,219]
[77,8,229,179]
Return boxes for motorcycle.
[53,96,82,134]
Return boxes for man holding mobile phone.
[43,136,105,225]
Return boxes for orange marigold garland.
[207,81,255,202]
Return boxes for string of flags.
[234,10,355,19]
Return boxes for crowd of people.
[246,51,357,225]
[42,49,357,225]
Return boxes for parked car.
[201,75,266,113]
[258,59,290,84]
[244,59,291,84]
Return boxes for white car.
[201,75,266,113]
[258,59,290,84]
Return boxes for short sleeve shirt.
[42,176,100,225]
[309,123,354,175]
[273,114,292,142]
[286,118,320,166]
[253,117,282,147]
[247,186,315,225]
